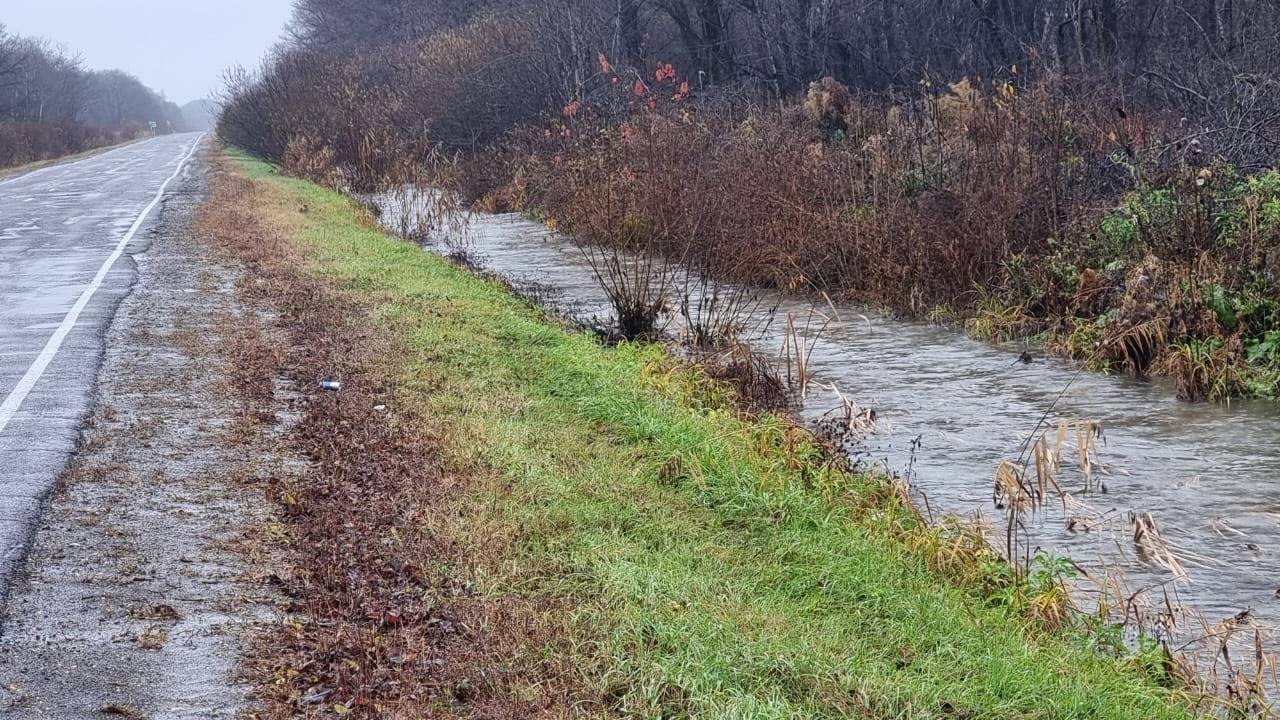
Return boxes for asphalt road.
[0,133,205,598]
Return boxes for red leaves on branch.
[633,79,648,97]
[655,63,677,83]
[562,99,581,118]
[673,80,691,101]
[598,52,613,76]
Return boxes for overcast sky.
[2,1,294,105]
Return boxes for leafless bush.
[678,269,772,350]
[577,241,679,341]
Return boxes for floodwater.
[371,188,1280,654]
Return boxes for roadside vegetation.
[203,148,1213,718]
[218,0,1280,401]
[0,24,187,170]
[461,76,1280,403]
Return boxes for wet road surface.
[0,133,204,597]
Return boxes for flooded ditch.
[369,188,1280,669]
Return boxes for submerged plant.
[1166,339,1241,402]
[778,305,834,398]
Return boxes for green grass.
[231,150,1198,719]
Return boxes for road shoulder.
[0,148,292,719]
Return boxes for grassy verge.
[217,147,1199,719]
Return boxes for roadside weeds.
[0,137,146,182]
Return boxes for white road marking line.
[0,133,205,436]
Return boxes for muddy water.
[373,190,1280,649]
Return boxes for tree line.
[1,24,187,167]
[286,0,1273,90]
[218,0,1280,401]
[221,0,1279,173]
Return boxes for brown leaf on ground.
[136,625,169,651]
[128,604,181,622]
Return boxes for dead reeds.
[778,304,835,399]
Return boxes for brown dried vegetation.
[198,162,591,718]
[218,0,1280,400]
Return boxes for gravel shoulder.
[0,147,294,719]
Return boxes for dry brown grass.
[196,159,594,719]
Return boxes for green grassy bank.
[229,149,1198,719]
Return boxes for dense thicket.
[224,0,1280,160]
[220,0,1280,400]
[0,25,186,168]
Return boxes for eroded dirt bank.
[0,148,295,718]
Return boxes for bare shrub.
[216,0,1280,398]
[577,238,679,341]
[0,121,140,168]
[678,270,772,350]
